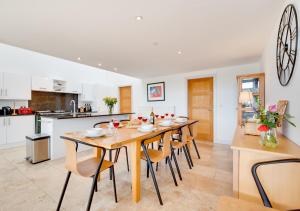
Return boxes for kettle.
[2,106,12,115]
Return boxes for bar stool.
[141,130,178,205]
[57,139,117,211]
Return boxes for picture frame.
[147,82,165,102]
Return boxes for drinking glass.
[155,114,159,119]
[160,115,165,119]
[113,120,120,135]
[171,113,175,118]
[142,117,148,124]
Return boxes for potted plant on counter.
[255,99,296,148]
[103,97,117,114]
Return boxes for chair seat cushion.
[77,157,113,177]
[141,149,164,163]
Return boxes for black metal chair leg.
[183,146,192,169]
[171,149,182,181]
[177,148,180,155]
[94,182,98,192]
[86,149,106,211]
[109,150,112,180]
[111,166,118,203]
[142,144,163,205]
[185,145,194,167]
[167,156,178,186]
[192,139,201,159]
[156,162,159,171]
[56,171,71,211]
[125,147,130,172]
[147,162,150,178]
[151,142,154,149]
[113,148,120,163]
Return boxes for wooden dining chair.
[93,121,130,174]
[171,126,194,171]
[56,139,117,211]
[251,158,300,210]
[187,120,201,159]
[141,130,178,205]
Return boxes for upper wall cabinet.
[65,81,82,94]
[0,72,31,100]
[32,76,53,92]
[80,83,94,101]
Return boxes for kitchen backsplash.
[29,91,78,111]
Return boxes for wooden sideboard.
[231,127,300,210]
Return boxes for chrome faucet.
[70,100,76,115]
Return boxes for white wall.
[0,43,143,112]
[142,63,261,144]
[262,0,300,145]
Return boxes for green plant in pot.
[254,99,296,148]
[103,97,117,114]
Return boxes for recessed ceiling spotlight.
[177,51,182,55]
[98,63,102,67]
[113,67,118,71]
[153,42,159,46]
[77,57,81,60]
[135,16,143,21]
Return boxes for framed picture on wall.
[147,82,165,102]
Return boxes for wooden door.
[119,86,132,113]
[188,77,214,142]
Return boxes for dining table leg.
[130,140,141,203]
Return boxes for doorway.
[188,77,214,142]
[119,86,132,113]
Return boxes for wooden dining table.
[60,119,197,203]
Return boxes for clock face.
[276,4,298,86]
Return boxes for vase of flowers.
[103,97,117,114]
[255,100,295,148]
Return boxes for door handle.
[0,88,2,96]
[5,89,8,96]
[8,118,10,126]
[3,118,5,126]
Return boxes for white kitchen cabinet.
[80,83,94,101]
[31,76,53,92]
[0,116,35,145]
[0,73,3,98]
[0,72,31,100]
[65,81,82,94]
[0,118,6,145]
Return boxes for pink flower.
[268,104,277,112]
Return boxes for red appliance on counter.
[18,107,33,115]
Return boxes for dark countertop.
[39,112,134,120]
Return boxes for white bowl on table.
[138,124,154,132]
[85,128,105,137]
[175,118,187,123]
[159,120,173,127]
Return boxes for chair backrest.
[188,121,199,138]
[251,158,300,209]
[181,125,191,143]
[93,121,110,128]
[161,130,173,156]
[64,139,79,174]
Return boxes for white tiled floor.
[0,142,233,211]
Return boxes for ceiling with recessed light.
[0,0,284,78]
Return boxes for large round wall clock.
[276,4,298,86]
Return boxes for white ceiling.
[0,0,284,78]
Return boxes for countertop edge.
[40,112,134,120]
